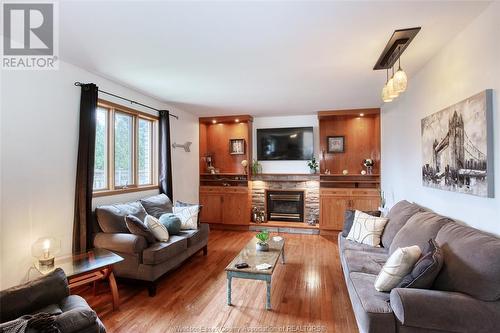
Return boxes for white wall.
[252,115,319,173]
[381,2,500,235]
[0,60,199,289]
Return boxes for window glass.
[114,112,133,187]
[138,119,152,185]
[93,107,108,190]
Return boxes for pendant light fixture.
[381,69,393,103]
[387,66,399,99]
[393,53,408,93]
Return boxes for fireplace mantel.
[251,174,320,182]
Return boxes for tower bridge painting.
[421,90,494,197]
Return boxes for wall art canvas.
[421,90,494,197]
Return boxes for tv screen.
[257,127,313,160]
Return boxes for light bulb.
[393,68,408,93]
[387,77,399,98]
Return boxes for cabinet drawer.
[352,189,379,197]
[320,188,351,196]
[223,187,248,194]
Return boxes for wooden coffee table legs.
[68,265,120,311]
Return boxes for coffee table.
[225,236,285,310]
[34,248,124,310]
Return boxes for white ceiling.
[59,1,490,116]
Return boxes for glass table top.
[34,248,124,278]
[225,236,284,275]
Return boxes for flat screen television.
[257,127,314,160]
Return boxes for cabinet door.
[199,193,223,223]
[351,196,380,211]
[320,196,351,231]
[222,193,249,225]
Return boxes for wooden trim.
[317,108,380,118]
[199,115,253,124]
[93,185,159,198]
[98,99,159,120]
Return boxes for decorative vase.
[309,168,317,174]
[366,166,373,175]
[256,242,269,252]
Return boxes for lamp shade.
[381,84,393,103]
[393,68,408,93]
[32,237,60,266]
[387,78,399,98]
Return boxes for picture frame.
[327,136,345,153]
[229,138,245,155]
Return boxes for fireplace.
[266,190,304,222]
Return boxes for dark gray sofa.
[339,200,500,333]
[92,194,209,296]
[0,268,105,333]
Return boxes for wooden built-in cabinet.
[199,186,249,225]
[320,188,380,231]
[318,109,381,232]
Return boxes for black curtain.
[73,83,98,253]
[159,110,173,200]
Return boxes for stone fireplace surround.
[251,174,320,224]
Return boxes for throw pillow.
[397,239,444,289]
[342,210,381,237]
[173,204,200,230]
[125,215,156,244]
[96,201,147,233]
[346,210,389,247]
[375,245,422,292]
[145,215,169,242]
[159,213,182,235]
[140,194,173,218]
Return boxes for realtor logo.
[2,2,59,69]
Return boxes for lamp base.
[38,257,55,267]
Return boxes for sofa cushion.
[142,236,188,265]
[382,200,424,248]
[140,194,173,218]
[434,223,500,301]
[56,295,98,333]
[174,204,200,230]
[96,202,147,233]
[346,272,395,333]
[338,234,388,255]
[159,213,182,235]
[342,210,381,237]
[343,250,388,275]
[145,215,170,242]
[125,215,156,244]
[389,211,452,255]
[177,223,209,248]
[397,238,444,289]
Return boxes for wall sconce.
[31,237,61,267]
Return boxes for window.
[93,99,158,195]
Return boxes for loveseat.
[339,200,500,333]
[92,194,209,296]
[0,268,106,333]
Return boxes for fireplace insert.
[266,190,304,222]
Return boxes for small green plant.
[251,159,262,175]
[255,230,270,245]
[307,156,319,172]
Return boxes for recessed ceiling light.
[212,120,217,124]
[235,119,239,123]
[359,113,365,117]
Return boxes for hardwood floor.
[80,231,358,333]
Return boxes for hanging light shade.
[381,84,393,103]
[393,55,408,93]
[387,77,398,99]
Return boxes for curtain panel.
[72,83,98,253]
[159,110,173,200]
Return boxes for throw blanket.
[0,313,60,333]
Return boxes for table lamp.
[32,237,60,267]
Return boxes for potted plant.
[255,230,270,252]
[307,156,319,174]
[251,159,262,175]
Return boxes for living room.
[1,1,499,332]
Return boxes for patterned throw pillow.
[375,245,422,292]
[173,204,200,230]
[145,215,169,242]
[125,215,156,244]
[342,210,381,237]
[397,239,444,289]
[346,210,389,247]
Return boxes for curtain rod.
[74,82,178,119]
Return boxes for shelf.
[250,221,319,229]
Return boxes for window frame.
[93,99,159,197]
